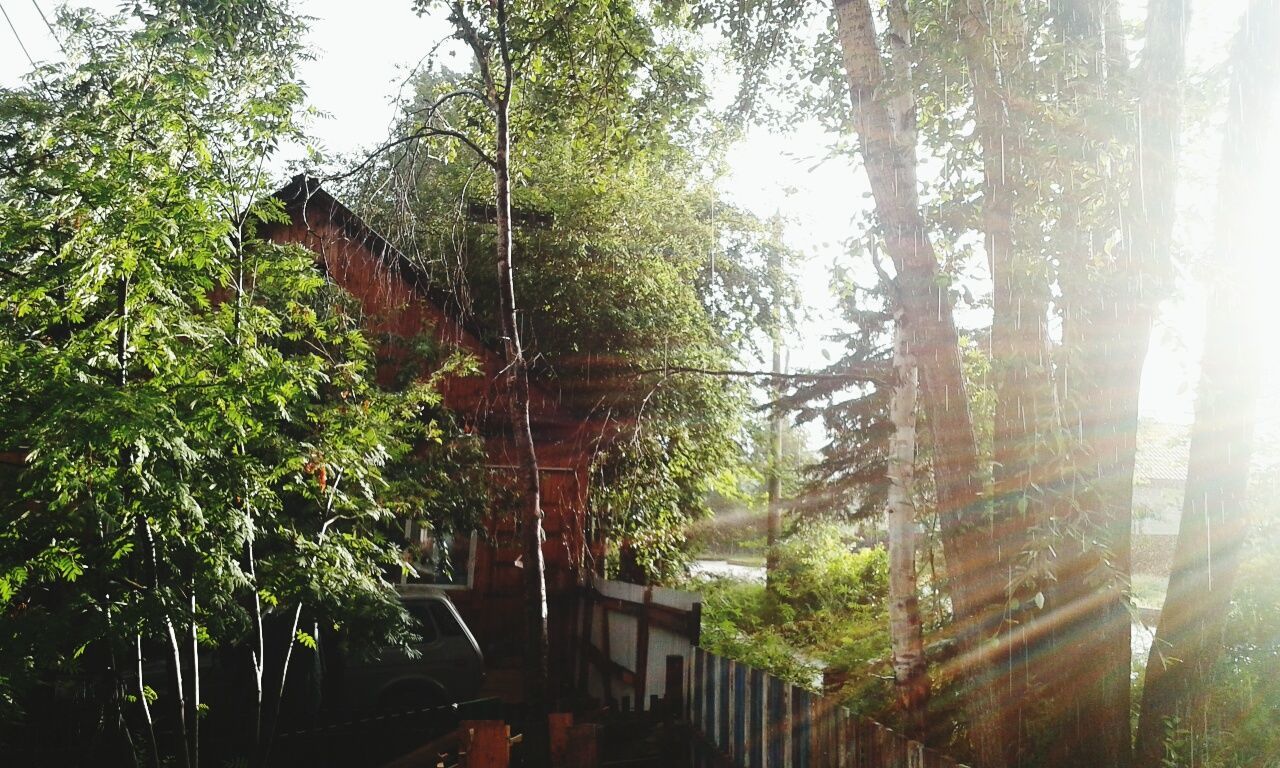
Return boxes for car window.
[405,603,439,644]
[428,601,464,637]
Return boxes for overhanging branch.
[628,363,891,386]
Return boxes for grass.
[1131,572,1169,610]
[697,550,767,567]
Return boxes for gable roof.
[273,174,491,349]
[269,175,593,440]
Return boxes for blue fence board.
[749,668,764,768]
[689,649,967,768]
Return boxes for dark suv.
[342,586,485,711]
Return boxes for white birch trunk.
[832,1,1000,762]
[886,307,929,738]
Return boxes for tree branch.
[627,363,891,385]
[327,120,496,185]
[450,1,498,102]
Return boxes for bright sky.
[3,0,1278,454]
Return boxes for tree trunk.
[1051,3,1191,765]
[189,589,200,768]
[832,2,1002,764]
[137,635,161,768]
[1134,4,1278,764]
[491,8,552,761]
[885,305,929,739]
[765,337,783,590]
[165,617,191,768]
[957,5,1058,762]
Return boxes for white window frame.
[400,524,477,591]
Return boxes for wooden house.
[265,175,602,668]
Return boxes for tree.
[884,294,929,738]
[360,4,565,755]
[337,0,784,758]
[1133,2,1280,764]
[340,3,795,590]
[0,4,478,764]
[672,0,1194,763]
[828,2,1003,759]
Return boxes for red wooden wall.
[265,178,602,672]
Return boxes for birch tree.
[884,299,930,737]
[383,5,553,759]
[831,1,1002,759]
[371,1,720,758]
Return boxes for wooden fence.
[572,579,966,768]
[575,575,701,711]
[687,648,968,768]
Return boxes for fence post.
[636,587,653,708]
[796,689,813,768]
[725,658,737,759]
[763,675,776,768]
[719,656,732,751]
[549,713,574,767]
[694,649,705,730]
[564,724,600,768]
[811,694,830,768]
[733,661,747,767]
[890,724,907,768]
[907,739,925,768]
[749,667,764,768]
[876,723,892,768]
[666,655,685,719]
[835,708,851,768]
[706,652,719,749]
[780,682,793,768]
[460,720,509,768]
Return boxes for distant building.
[1132,420,1188,575]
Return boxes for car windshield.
[428,601,464,637]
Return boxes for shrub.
[687,525,893,714]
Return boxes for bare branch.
[627,363,891,385]
[326,120,496,184]
[450,1,498,102]
[404,87,491,120]
[496,0,514,108]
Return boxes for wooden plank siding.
[263,176,604,688]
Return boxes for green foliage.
[691,525,894,715]
[783,259,893,521]
[695,577,821,688]
[0,2,487,760]
[690,412,811,557]
[1148,513,1280,768]
[338,3,797,583]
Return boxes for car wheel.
[376,680,448,715]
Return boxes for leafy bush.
[688,525,894,715]
[1153,517,1280,768]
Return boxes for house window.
[401,521,476,589]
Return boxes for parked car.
[339,586,485,712]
